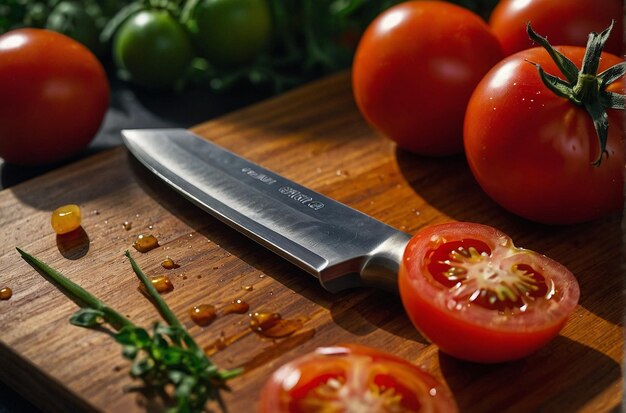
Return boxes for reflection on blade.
[122,129,410,293]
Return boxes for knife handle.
[359,231,412,294]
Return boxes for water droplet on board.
[133,234,159,253]
[138,276,173,295]
[223,299,250,315]
[161,257,180,269]
[0,287,12,300]
[248,312,308,338]
[189,304,217,326]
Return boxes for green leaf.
[122,345,138,359]
[598,62,626,87]
[175,375,197,398]
[580,21,613,76]
[70,308,105,328]
[530,62,577,102]
[154,323,185,342]
[115,326,151,347]
[17,248,133,330]
[584,99,610,166]
[600,92,626,110]
[219,367,244,381]
[161,347,184,366]
[526,23,579,84]
[131,357,155,377]
[168,370,185,384]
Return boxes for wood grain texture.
[0,71,623,412]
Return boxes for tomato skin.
[113,9,193,89]
[259,344,458,412]
[489,0,624,56]
[0,29,109,166]
[352,1,503,156]
[463,47,625,225]
[185,0,272,68]
[399,222,580,363]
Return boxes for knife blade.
[122,128,412,294]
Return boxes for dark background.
[0,70,271,413]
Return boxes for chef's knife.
[122,128,412,294]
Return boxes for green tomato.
[46,1,102,56]
[185,0,272,68]
[113,9,193,89]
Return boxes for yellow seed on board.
[51,204,82,235]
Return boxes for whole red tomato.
[352,1,503,156]
[464,43,625,224]
[489,0,624,56]
[259,344,458,412]
[0,29,109,166]
[399,222,580,363]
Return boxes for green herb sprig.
[16,247,241,413]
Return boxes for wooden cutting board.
[0,72,623,413]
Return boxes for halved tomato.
[399,222,579,363]
[259,344,458,412]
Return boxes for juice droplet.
[222,299,249,315]
[0,287,12,300]
[203,329,251,356]
[138,276,174,295]
[122,221,132,231]
[241,285,254,291]
[189,304,217,326]
[133,234,159,253]
[161,257,180,269]
[248,312,307,338]
[51,204,82,235]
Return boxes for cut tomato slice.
[399,222,580,363]
[259,344,458,412]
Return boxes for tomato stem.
[526,22,625,166]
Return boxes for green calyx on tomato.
[526,22,625,166]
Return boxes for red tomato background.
[0,29,109,166]
[399,222,580,363]
[464,46,625,224]
[489,0,624,56]
[352,1,503,156]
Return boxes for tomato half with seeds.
[259,344,458,413]
[399,222,579,363]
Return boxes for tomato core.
[426,238,553,312]
[290,359,423,413]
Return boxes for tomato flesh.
[259,344,458,412]
[399,222,579,363]
[426,239,551,312]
